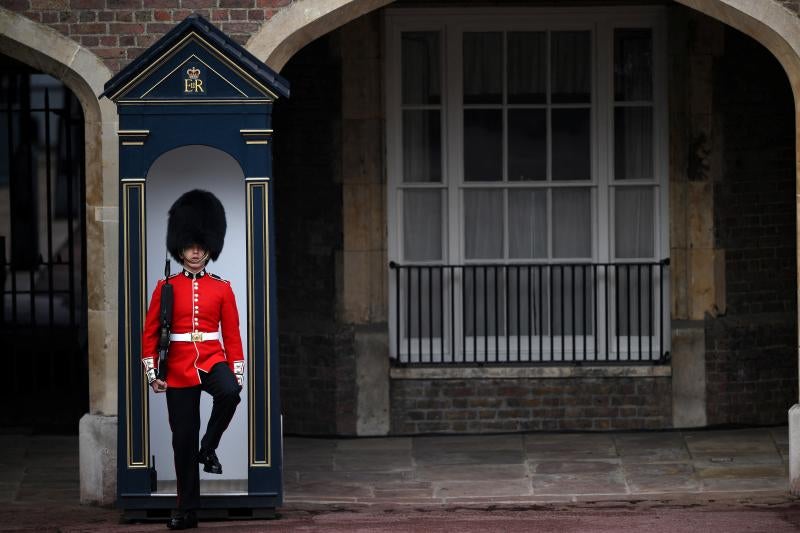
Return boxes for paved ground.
[283,426,792,505]
[0,426,798,531]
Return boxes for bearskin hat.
[166,189,226,263]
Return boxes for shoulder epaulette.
[164,273,179,281]
[208,272,230,284]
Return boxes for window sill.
[390,365,671,380]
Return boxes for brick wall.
[391,378,672,433]
[708,25,798,425]
[272,32,351,435]
[0,0,293,73]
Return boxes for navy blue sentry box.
[101,14,289,521]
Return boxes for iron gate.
[0,55,88,432]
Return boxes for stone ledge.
[390,365,672,380]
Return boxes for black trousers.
[166,362,241,512]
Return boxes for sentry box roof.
[100,13,290,104]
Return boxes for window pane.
[508,109,546,181]
[463,32,503,104]
[402,32,441,105]
[508,32,546,104]
[403,110,441,182]
[614,28,653,102]
[464,189,503,259]
[464,109,502,181]
[552,108,590,181]
[551,31,591,104]
[553,188,591,258]
[509,190,547,259]
[615,107,653,180]
[615,187,654,259]
[404,190,442,261]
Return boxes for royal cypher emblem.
[184,66,204,93]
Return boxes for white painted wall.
[145,145,248,484]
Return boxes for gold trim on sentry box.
[122,181,149,469]
[247,181,272,467]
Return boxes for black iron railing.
[389,260,670,366]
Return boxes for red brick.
[78,10,96,21]
[135,10,152,21]
[210,9,228,21]
[22,10,42,21]
[220,21,259,33]
[153,9,171,21]
[42,11,59,22]
[110,22,145,34]
[247,8,264,20]
[119,35,135,46]
[70,0,104,8]
[95,47,126,59]
[145,22,175,33]
[229,8,246,20]
[59,9,76,22]
[50,22,68,34]
[256,0,290,7]
[115,10,133,21]
[144,0,177,6]
[113,0,143,8]
[219,0,252,7]
[1,0,27,8]
[135,34,158,47]
[31,0,65,8]
[98,11,113,21]
[99,35,118,46]
[72,22,106,34]
[80,35,99,46]
[180,0,209,9]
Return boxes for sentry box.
[100,14,289,520]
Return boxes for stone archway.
[249,0,800,494]
[0,7,119,503]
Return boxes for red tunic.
[142,269,244,388]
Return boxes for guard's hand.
[151,379,168,393]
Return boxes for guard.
[141,189,245,530]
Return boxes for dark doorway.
[0,54,88,433]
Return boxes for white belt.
[169,331,220,342]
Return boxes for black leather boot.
[167,510,198,530]
[198,448,222,474]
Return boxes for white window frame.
[386,7,670,364]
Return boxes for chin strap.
[233,360,245,387]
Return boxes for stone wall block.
[343,181,384,252]
[342,118,384,184]
[79,414,117,505]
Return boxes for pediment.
[101,14,289,104]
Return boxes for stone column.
[669,8,725,428]
[340,12,390,435]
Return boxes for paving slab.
[333,450,413,472]
[414,449,525,466]
[525,433,618,460]
[414,434,523,452]
[622,462,700,493]
[614,432,690,463]
[337,437,412,451]
[415,463,528,482]
[435,478,532,499]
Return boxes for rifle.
[156,257,174,381]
